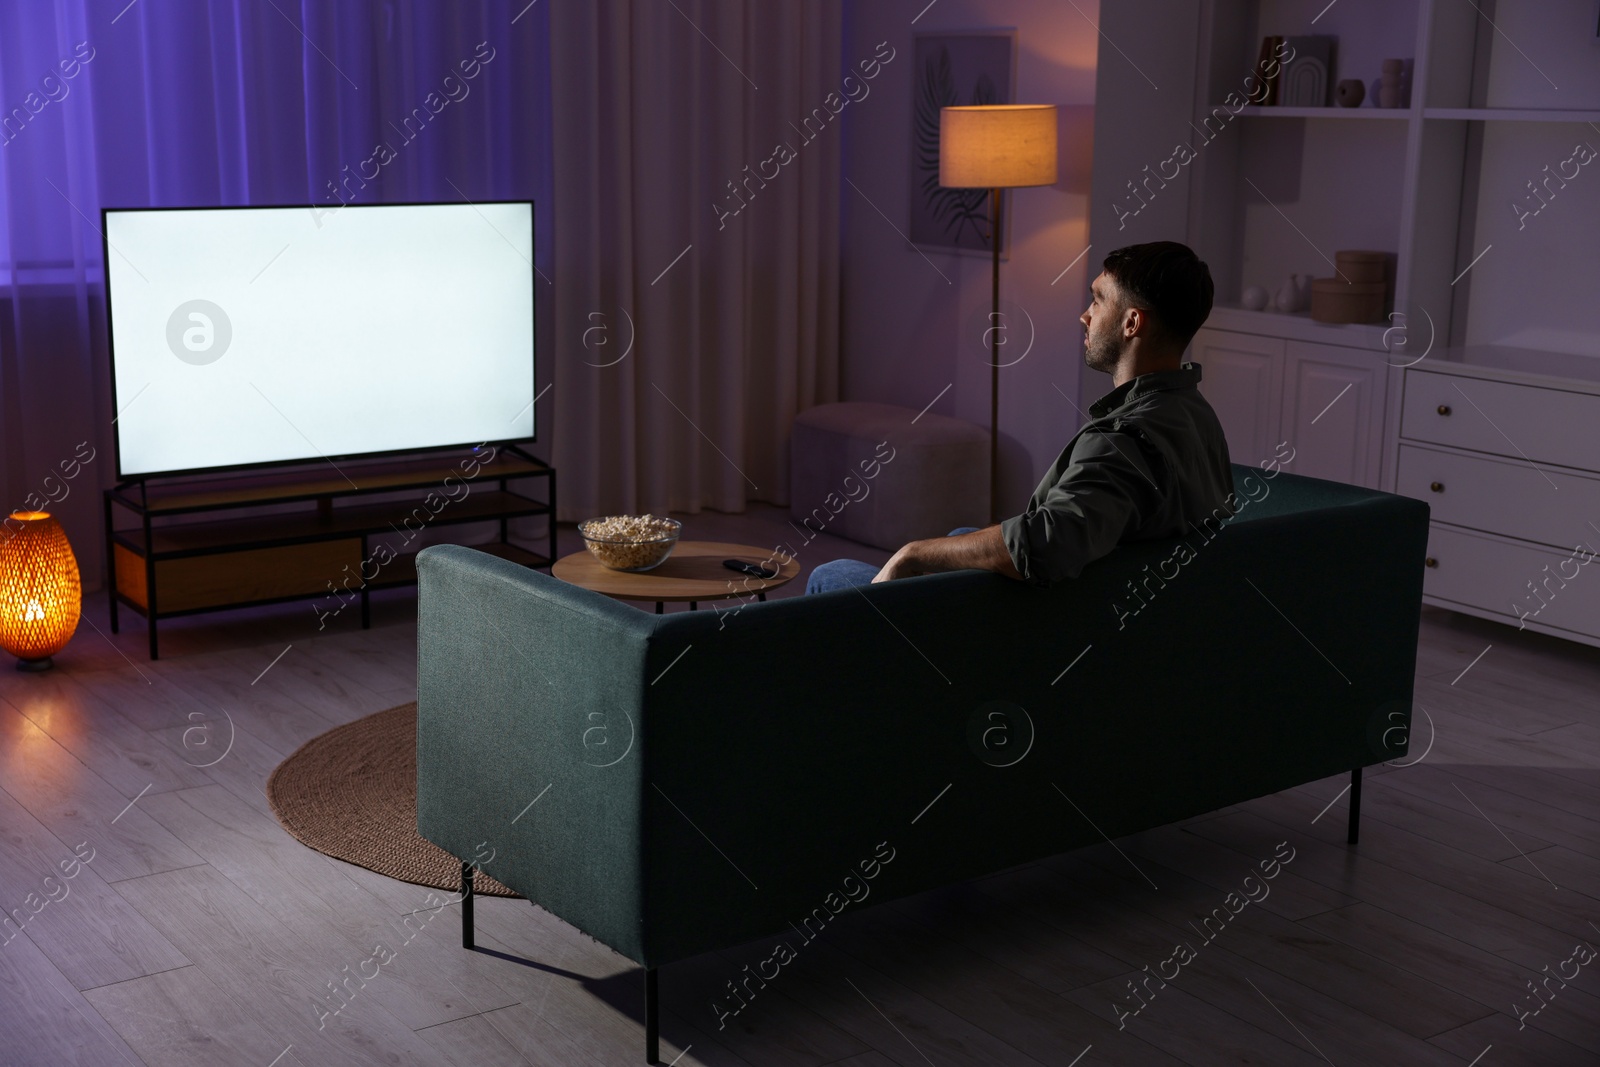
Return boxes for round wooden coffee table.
[552,540,800,613]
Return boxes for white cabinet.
[1394,352,1600,650]
[1193,328,1388,487]
[1090,1,1600,650]
[1193,329,1282,466]
[1282,342,1386,489]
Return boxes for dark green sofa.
[415,465,1428,1063]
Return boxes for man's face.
[1080,272,1130,374]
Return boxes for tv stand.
[104,446,555,659]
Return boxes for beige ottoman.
[789,402,989,551]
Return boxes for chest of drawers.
[1395,350,1600,648]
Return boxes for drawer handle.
[1425,557,1438,568]
[1436,404,1451,416]
[1430,482,1443,493]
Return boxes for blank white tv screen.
[105,202,535,478]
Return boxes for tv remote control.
[723,559,778,580]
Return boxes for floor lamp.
[938,104,1058,522]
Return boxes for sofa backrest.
[629,466,1427,963]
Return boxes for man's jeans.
[804,528,981,594]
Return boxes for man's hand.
[872,542,926,583]
[870,526,1023,583]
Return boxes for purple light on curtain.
[0,0,554,589]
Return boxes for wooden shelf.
[370,542,551,589]
[1218,105,1410,120]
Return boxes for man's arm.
[872,525,1022,582]
[871,429,1162,586]
[1000,430,1160,584]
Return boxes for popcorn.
[579,515,680,571]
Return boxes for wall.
[839,0,1097,516]
[1079,0,1200,412]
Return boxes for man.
[806,240,1234,592]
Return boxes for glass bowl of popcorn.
[578,515,682,572]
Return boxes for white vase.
[1379,58,1405,108]
[1275,274,1309,313]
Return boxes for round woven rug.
[267,702,518,897]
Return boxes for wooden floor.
[1,504,1598,1066]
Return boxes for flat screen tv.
[103,201,536,479]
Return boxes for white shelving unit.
[1090,0,1600,646]
[1221,104,1411,120]
[1178,0,1425,489]
[1422,107,1600,121]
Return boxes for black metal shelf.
[104,446,557,659]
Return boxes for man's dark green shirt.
[1000,363,1234,584]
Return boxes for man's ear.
[1122,304,1145,339]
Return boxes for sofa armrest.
[415,544,656,961]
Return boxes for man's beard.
[1083,330,1125,374]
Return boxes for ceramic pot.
[1241,285,1269,311]
[1275,274,1310,313]
[1335,79,1365,108]
[1379,58,1404,108]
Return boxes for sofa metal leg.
[645,967,659,1064]
[1347,767,1362,846]
[461,861,475,949]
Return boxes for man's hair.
[1101,242,1214,349]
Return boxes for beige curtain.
[549,0,842,519]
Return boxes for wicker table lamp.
[0,511,82,671]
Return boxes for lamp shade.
[0,511,82,667]
[939,105,1059,189]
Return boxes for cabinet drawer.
[116,539,362,612]
[1423,525,1600,639]
[1396,444,1600,550]
[1401,370,1600,471]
